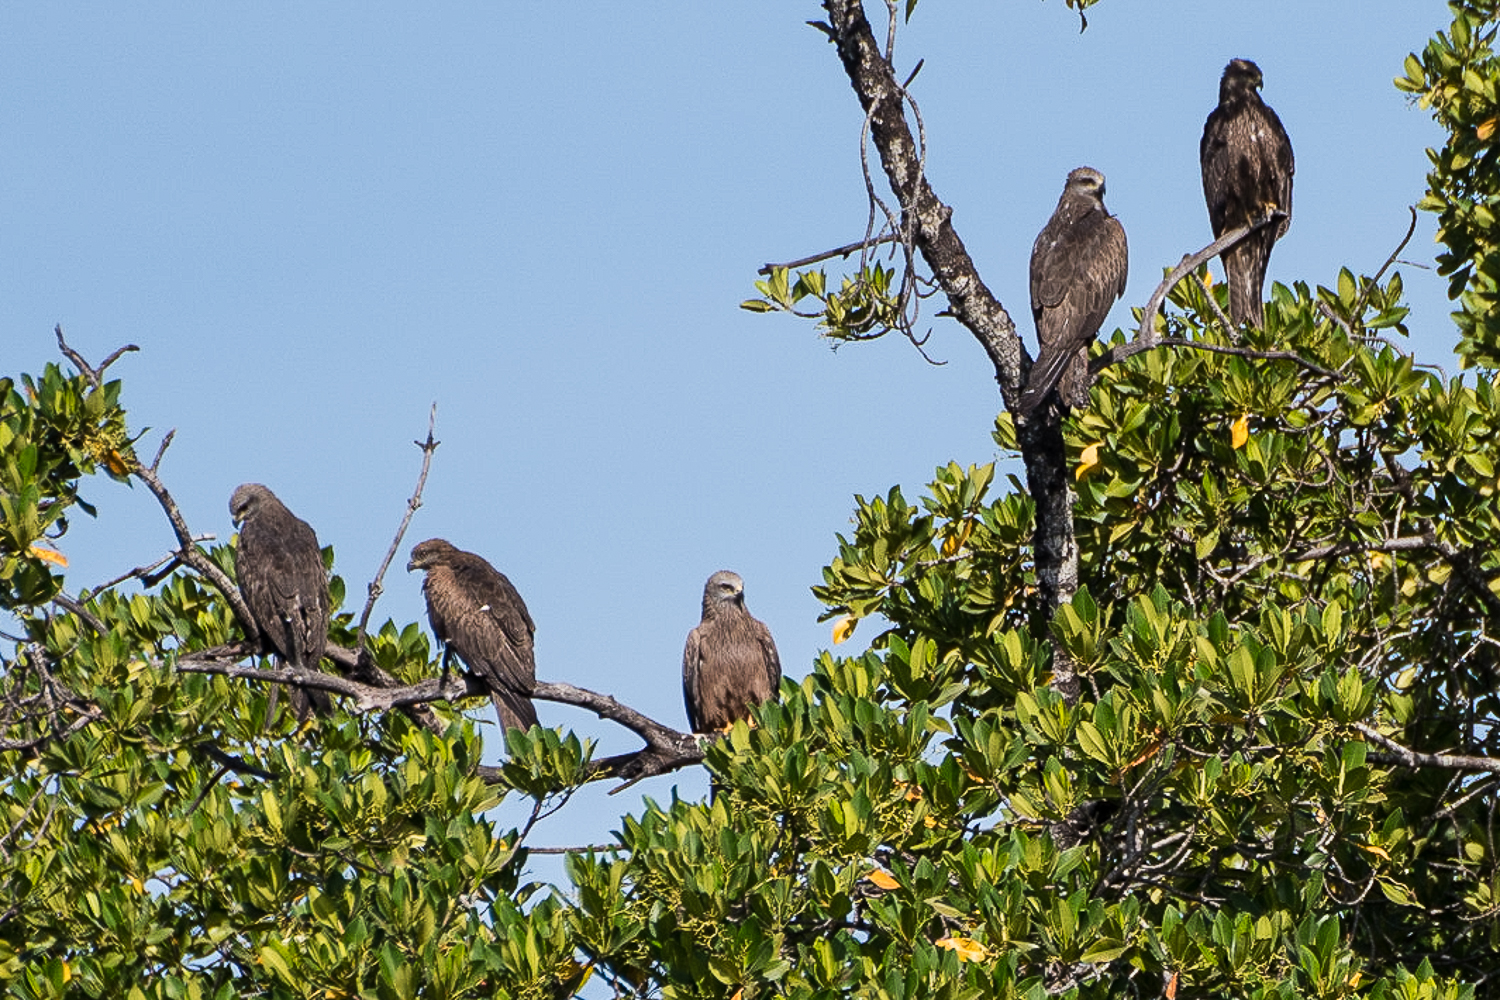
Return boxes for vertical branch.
[820,0,1079,683]
[355,406,440,657]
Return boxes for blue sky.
[2,3,1453,847]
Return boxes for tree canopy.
[5,2,1500,999]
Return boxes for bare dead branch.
[173,653,708,788]
[1290,534,1435,563]
[528,843,627,855]
[49,593,107,636]
[356,405,439,656]
[129,457,258,639]
[54,325,138,388]
[759,234,898,275]
[150,429,176,473]
[821,0,1021,396]
[1088,214,1286,377]
[1097,336,1340,381]
[820,1,1085,673]
[1356,722,1500,775]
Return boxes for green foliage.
[6,4,1500,999]
[0,547,598,997]
[744,263,907,345]
[1398,0,1500,367]
[781,249,1495,994]
[0,363,133,609]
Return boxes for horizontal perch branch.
[1355,722,1500,775]
[175,652,706,789]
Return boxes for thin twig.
[150,429,176,473]
[130,459,257,637]
[1197,273,1235,335]
[356,405,439,657]
[759,234,898,275]
[1094,323,1338,381]
[527,843,627,855]
[90,544,206,593]
[54,325,138,388]
[191,739,279,781]
[49,594,107,636]
[1351,207,1419,321]
[1091,213,1285,375]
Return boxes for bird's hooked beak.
[405,556,419,573]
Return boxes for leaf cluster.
[0,364,133,608]
[1399,0,1500,367]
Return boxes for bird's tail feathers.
[1017,349,1079,419]
[491,689,539,738]
[1223,233,1272,328]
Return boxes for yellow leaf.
[28,544,67,568]
[1166,970,1179,1000]
[62,962,72,984]
[935,936,989,963]
[1075,442,1102,481]
[832,617,857,645]
[942,520,973,557]
[1202,269,1214,288]
[1369,550,1389,572]
[131,877,146,894]
[865,869,899,891]
[1230,414,1250,450]
[923,815,937,828]
[1479,117,1496,141]
[1359,843,1391,861]
[105,449,131,477]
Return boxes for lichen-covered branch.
[820,0,1022,400]
[820,1,1080,687]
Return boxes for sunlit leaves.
[1,364,134,608]
[745,263,908,344]
[1399,1,1500,366]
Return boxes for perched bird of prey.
[406,538,538,735]
[229,483,332,720]
[1016,167,1129,419]
[682,570,781,734]
[1201,58,1294,327]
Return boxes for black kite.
[229,483,332,720]
[407,538,538,735]
[1017,167,1129,419]
[682,570,781,734]
[1201,58,1294,327]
